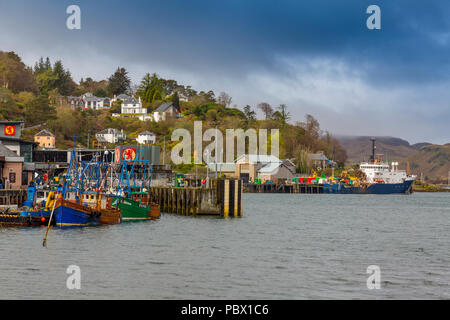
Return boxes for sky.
[0,0,449,144]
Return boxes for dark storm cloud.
[0,0,449,143]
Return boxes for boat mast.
[370,138,376,164]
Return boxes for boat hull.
[323,180,414,194]
[54,200,98,227]
[113,197,151,221]
[0,210,52,226]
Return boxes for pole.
[215,126,218,179]
[42,193,58,247]
[206,150,209,188]
[163,136,165,165]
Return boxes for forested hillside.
[0,50,347,172]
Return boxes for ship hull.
[0,210,52,226]
[112,197,151,221]
[54,200,98,227]
[323,180,414,194]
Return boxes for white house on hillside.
[136,131,156,144]
[96,128,126,144]
[67,93,110,110]
[121,97,146,114]
[153,102,180,122]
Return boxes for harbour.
[1,192,448,299]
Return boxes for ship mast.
[370,138,376,164]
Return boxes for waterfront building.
[207,154,296,183]
[308,152,337,170]
[0,142,34,189]
[0,121,37,163]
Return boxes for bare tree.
[257,102,273,120]
[217,91,232,107]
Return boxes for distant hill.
[336,136,450,183]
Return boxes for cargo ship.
[324,139,416,194]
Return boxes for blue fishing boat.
[53,197,99,227]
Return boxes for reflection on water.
[0,193,449,299]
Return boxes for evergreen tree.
[107,67,131,95]
[171,91,180,110]
[152,89,162,102]
[25,94,57,125]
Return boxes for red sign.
[122,148,137,161]
[4,125,15,136]
[115,147,121,163]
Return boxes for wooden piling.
[149,179,242,217]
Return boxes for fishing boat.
[53,194,99,227]
[132,192,160,219]
[0,184,53,226]
[111,152,159,221]
[112,196,151,221]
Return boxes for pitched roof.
[309,153,329,161]
[96,128,123,135]
[0,142,23,161]
[116,94,130,100]
[35,129,55,137]
[0,143,19,157]
[138,131,155,136]
[155,102,176,112]
[122,97,140,104]
[235,154,281,164]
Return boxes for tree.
[298,114,321,151]
[35,69,58,95]
[257,102,273,120]
[152,89,162,102]
[217,92,232,107]
[107,67,131,95]
[0,88,22,120]
[171,91,180,111]
[52,60,75,96]
[243,105,256,121]
[94,87,107,97]
[25,94,57,126]
[0,51,36,93]
[274,104,291,124]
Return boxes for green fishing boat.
[112,197,151,221]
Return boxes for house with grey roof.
[83,93,111,110]
[153,102,180,122]
[111,93,131,103]
[67,93,110,110]
[207,154,296,182]
[121,96,147,115]
[308,152,337,169]
[95,128,126,144]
